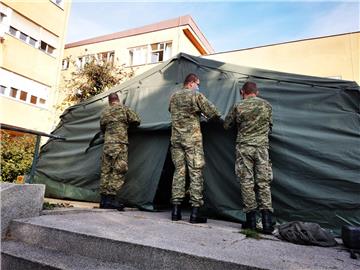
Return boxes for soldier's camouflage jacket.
[100,103,140,155]
[169,89,221,144]
[224,96,272,146]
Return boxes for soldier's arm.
[223,106,236,130]
[196,92,221,120]
[126,107,141,127]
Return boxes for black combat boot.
[171,204,182,221]
[189,207,207,224]
[100,195,124,211]
[261,209,274,234]
[109,195,125,211]
[99,194,111,209]
[243,211,257,230]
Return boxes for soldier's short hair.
[183,73,199,87]
[108,93,120,103]
[242,81,259,94]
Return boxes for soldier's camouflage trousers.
[171,140,205,207]
[100,143,128,196]
[235,144,273,213]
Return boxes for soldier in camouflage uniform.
[169,73,221,223]
[224,81,274,234]
[99,93,140,210]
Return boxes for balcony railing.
[0,123,66,183]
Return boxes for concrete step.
[5,213,247,270]
[1,240,139,270]
[3,210,359,270]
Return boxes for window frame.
[128,41,172,66]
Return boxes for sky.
[66,0,360,53]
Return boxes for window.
[150,42,172,63]
[29,37,37,47]
[0,12,6,24]
[20,90,27,101]
[97,51,115,65]
[62,59,69,70]
[76,55,92,70]
[109,52,115,64]
[128,42,172,66]
[40,41,47,51]
[8,26,38,47]
[19,32,27,42]
[39,98,46,105]
[30,95,37,104]
[0,85,6,95]
[1,68,49,108]
[40,41,55,55]
[10,87,18,98]
[47,45,54,54]
[129,46,148,66]
[76,57,83,69]
[9,26,17,36]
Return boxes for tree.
[57,54,134,110]
[0,131,35,182]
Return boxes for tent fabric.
[34,53,360,235]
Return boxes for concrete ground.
[22,204,360,270]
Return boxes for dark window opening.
[10,87,18,98]
[20,90,27,101]
[40,41,47,51]
[30,95,37,104]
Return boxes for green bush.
[1,131,35,182]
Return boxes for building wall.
[61,24,209,92]
[0,0,71,133]
[205,32,360,84]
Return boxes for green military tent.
[34,53,360,235]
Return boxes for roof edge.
[65,15,214,53]
[209,31,360,56]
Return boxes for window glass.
[40,41,47,51]
[19,32,27,42]
[164,42,172,61]
[30,95,37,104]
[150,42,172,63]
[9,26,17,36]
[109,52,115,64]
[10,87,18,98]
[62,59,69,70]
[39,98,46,104]
[20,90,27,101]
[29,37,37,47]
[0,85,6,95]
[0,12,6,23]
[47,45,54,55]
[129,46,147,66]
